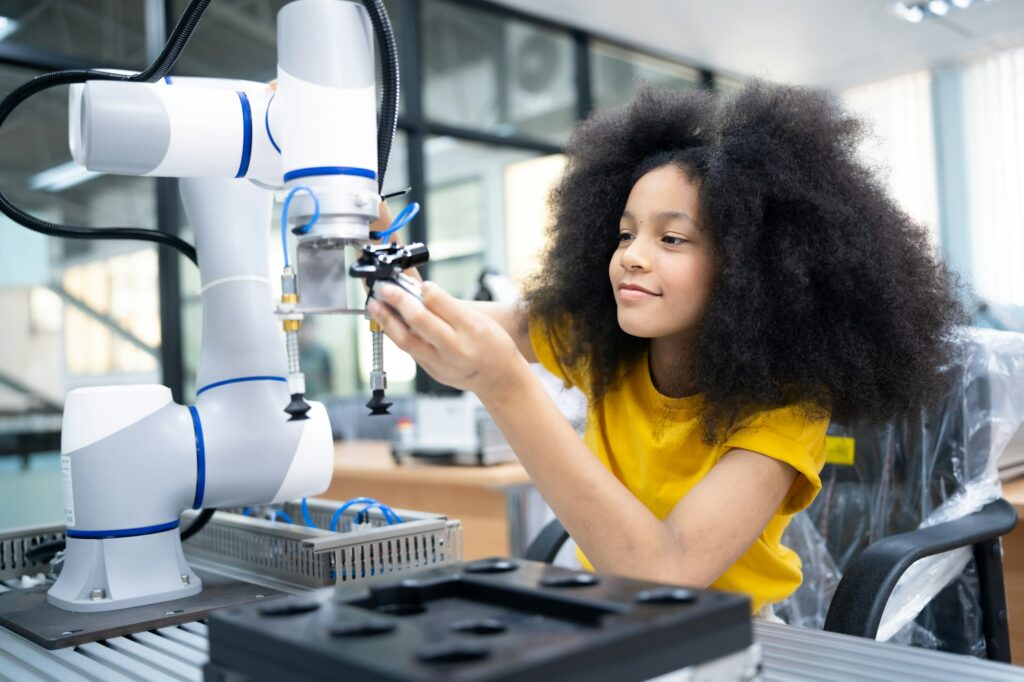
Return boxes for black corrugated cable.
[0,0,212,264]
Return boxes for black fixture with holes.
[204,559,750,681]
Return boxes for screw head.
[180,574,190,584]
[89,588,106,601]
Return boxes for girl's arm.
[369,282,797,587]
[465,301,536,363]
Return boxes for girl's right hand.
[371,199,423,283]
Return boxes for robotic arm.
[0,0,420,612]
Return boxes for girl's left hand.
[367,281,525,397]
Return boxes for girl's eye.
[663,235,689,246]
[618,231,634,243]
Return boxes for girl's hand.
[367,280,525,397]
[370,199,422,283]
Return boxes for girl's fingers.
[420,282,477,332]
[370,200,393,232]
[368,299,439,362]
[375,283,457,349]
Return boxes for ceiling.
[494,0,1024,89]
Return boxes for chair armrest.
[524,517,570,563]
[823,498,1017,638]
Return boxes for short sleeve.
[722,405,829,515]
[528,317,582,390]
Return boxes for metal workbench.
[4,615,1024,681]
[3,508,1024,682]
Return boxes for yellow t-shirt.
[530,321,828,612]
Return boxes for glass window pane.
[171,0,403,115]
[590,41,703,112]
[0,1,148,68]
[961,46,1024,310]
[171,0,292,81]
[842,72,939,244]
[431,255,485,297]
[423,0,576,145]
[424,136,541,296]
[0,64,161,429]
[504,153,566,285]
[714,74,746,97]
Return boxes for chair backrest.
[780,329,1024,656]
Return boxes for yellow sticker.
[825,436,855,466]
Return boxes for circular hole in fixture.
[328,620,397,638]
[635,588,697,605]
[449,618,507,636]
[540,573,599,589]
[417,641,490,664]
[258,599,321,617]
[374,602,426,616]
[464,558,518,574]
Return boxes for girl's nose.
[620,240,649,271]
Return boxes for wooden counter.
[1001,476,1024,664]
[323,440,534,560]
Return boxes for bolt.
[181,574,190,584]
[89,588,106,601]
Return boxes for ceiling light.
[29,161,103,193]
[896,2,926,22]
[0,17,18,42]
[896,0,994,23]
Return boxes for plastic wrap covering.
[777,328,1024,656]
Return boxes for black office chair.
[525,330,1023,662]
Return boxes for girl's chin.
[617,312,693,340]
[616,315,657,339]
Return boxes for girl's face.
[609,165,717,342]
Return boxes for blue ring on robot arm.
[188,405,206,510]
[235,91,253,178]
[195,375,286,396]
[265,92,281,154]
[66,519,181,539]
[283,166,376,183]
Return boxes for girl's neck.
[648,335,699,398]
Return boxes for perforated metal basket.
[0,524,64,583]
[182,498,462,590]
[0,499,461,593]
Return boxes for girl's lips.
[618,286,660,301]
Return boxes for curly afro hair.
[523,80,968,442]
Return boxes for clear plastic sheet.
[777,328,1024,656]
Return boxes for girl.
[368,81,966,616]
